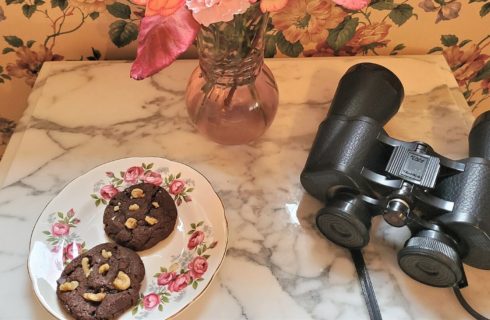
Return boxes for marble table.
[0,56,488,320]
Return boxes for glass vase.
[185,4,279,145]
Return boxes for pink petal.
[131,0,148,5]
[331,0,370,10]
[130,7,200,80]
[260,0,288,12]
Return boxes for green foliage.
[2,47,15,54]
[22,4,36,18]
[6,0,24,5]
[106,2,132,19]
[458,39,472,47]
[389,43,406,55]
[441,34,459,47]
[327,17,359,51]
[276,32,303,57]
[26,40,36,48]
[427,46,443,54]
[264,34,276,58]
[51,0,68,10]
[481,3,490,17]
[109,20,138,48]
[389,4,415,26]
[472,62,490,82]
[4,36,23,47]
[89,12,100,20]
[370,0,395,10]
[87,47,101,60]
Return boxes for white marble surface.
[0,56,488,320]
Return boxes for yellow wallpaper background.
[0,0,488,155]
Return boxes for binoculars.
[301,63,490,288]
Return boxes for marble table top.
[0,56,488,320]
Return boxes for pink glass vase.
[185,4,279,145]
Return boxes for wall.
[0,0,489,154]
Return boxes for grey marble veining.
[0,56,486,320]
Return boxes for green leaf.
[469,0,486,2]
[2,47,15,54]
[427,46,443,54]
[472,61,490,82]
[57,212,64,218]
[162,296,169,303]
[264,34,277,58]
[91,194,99,199]
[26,40,35,48]
[160,267,167,272]
[158,304,163,311]
[389,4,414,26]
[34,0,45,4]
[187,230,195,235]
[0,66,3,73]
[102,199,107,205]
[327,17,359,51]
[197,247,202,255]
[481,2,490,16]
[186,188,194,193]
[390,43,405,55]
[275,32,303,57]
[458,39,471,47]
[51,0,67,10]
[441,34,459,47]
[370,0,395,10]
[96,199,101,207]
[89,12,100,20]
[192,281,198,289]
[42,231,51,235]
[6,0,24,5]
[132,307,138,315]
[147,163,153,169]
[197,221,204,227]
[91,47,101,59]
[4,36,23,48]
[191,223,196,229]
[203,254,210,259]
[175,172,181,179]
[483,88,489,95]
[107,2,131,19]
[463,90,471,99]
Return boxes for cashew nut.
[113,271,131,290]
[101,249,112,259]
[83,292,106,302]
[145,216,158,225]
[99,263,110,274]
[128,203,140,211]
[131,188,145,199]
[124,217,138,229]
[152,202,160,208]
[82,257,91,277]
[113,205,119,212]
[59,281,79,291]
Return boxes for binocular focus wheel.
[316,203,371,249]
[398,235,463,287]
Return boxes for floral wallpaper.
[0,0,489,156]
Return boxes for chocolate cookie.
[56,243,145,320]
[103,183,178,251]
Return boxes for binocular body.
[301,63,490,288]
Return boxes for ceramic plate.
[28,157,228,319]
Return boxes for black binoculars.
[301,63,490,288]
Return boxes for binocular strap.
[350,249,489,320]
[350,249,383,320]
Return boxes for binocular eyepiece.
[302,63,490,289]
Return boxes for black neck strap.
[350,249,489,320]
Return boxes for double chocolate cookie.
[56,243,145,320]
[103,183,178,251]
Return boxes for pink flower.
[72,218,81,224]
[187,230,205,249]
[51,222,70,237]
[143,293,160,310]
[332,0,370,10]
[123,166,144,183]
[144,171,163,186]
[168,273,191,292]
[105,171,114,178]
[185,0,251,26]
[145,0,185,16]
[169,179,185,195]
[67,209,75,218]
[99,184,119,200]
[63,242,82,261]
[188,256,208,279]
[157,271,176,286]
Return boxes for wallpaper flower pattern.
[0,0,489,155]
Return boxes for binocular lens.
[316,197,371,249]
[398,232,463,287]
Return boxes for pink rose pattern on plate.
[42,209,87,267]
[132,221,218,315]
[91,162,194,207]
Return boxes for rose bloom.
[272,0,346,46]
[443,44,489,86]
[51,222,70,237]
[187,230,205,249]
[169,179,186,195]
[332,0,370,10]
[157,271,176,286]
[99,184,119,200]
[67,208,75,218]
[143,293,160,310]
[188,256,208,279]
[345,22,391,54]
[186,0,251,26]
[63,242,82,261]
[124,166,144,184]
[144,171,163,186]
[168,273,191,292]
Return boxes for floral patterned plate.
[28,157,228,319]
